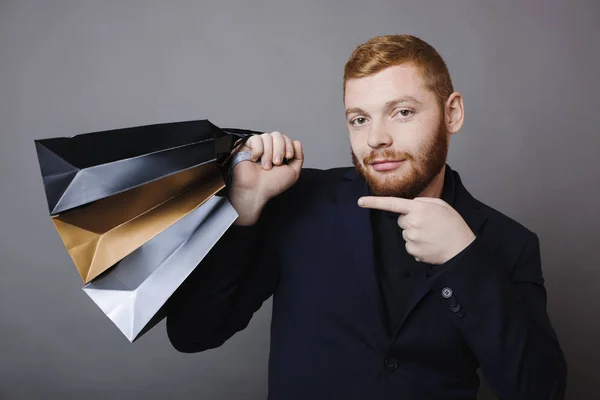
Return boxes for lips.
[370,159,406,172]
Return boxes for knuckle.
[247,139,262,153]
[261,135,272,145]
[262,137,273,148]
[408,216,420,228]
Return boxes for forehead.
[344,63,433,108]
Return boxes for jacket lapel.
[335,169,388,331]
[452,170,488,235]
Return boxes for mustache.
[362,149,414,165]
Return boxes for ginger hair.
[343,35,454,106]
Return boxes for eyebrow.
[345,96,422,118]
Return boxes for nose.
[367,123,393,149]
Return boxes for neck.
[418,165,446,199]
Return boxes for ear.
[444,92,465,134]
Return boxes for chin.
[367,170,406,188]
[366,172,416,198]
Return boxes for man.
[166,35,567,399]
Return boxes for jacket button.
[441,287,453,299]
[384,357,398,371]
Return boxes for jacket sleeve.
[426,232,567,399]
[165,201,280,353]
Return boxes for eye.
[395,109,414,118]
[351,117,367,126]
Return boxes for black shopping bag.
[34,119,259,215]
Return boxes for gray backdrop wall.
[1,1,598,399]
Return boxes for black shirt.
[370,166,456,333]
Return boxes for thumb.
[288,140,304,174]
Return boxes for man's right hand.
[229,131,303,226]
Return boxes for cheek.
[393,120,438,155]
[349,133,367,156]
[389,123,424,152]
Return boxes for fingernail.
[286,152,293,159]
[263,161,271,169]
[358,198,365,206]
[275,156,282,164]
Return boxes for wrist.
[229,188,268,226]
[447,232,477,262]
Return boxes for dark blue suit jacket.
[166,165,567,399]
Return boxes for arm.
[426,233,567,399]
[166,131,302,353]
[166,208,280,353]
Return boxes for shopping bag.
[34,119,257,215]
[82,194,238,342]
[53,163,224,284]
[35,119,258,342]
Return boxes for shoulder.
[296,167,351,188]
[256,167,350,235]
[452,167,540,267]
[480,201,535,236]
[281,167,351,199]
[468,190,540,268]
[262,167,351,219]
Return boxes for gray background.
[1,0,598,399]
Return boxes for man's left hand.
[358,196,476,265]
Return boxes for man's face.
[345,63,449,199]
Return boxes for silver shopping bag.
[82,194,238,342]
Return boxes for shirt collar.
[440,164,456,207]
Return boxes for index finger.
[358,196,414,214]
[241,134,264,162]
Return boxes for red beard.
[352,118,448,199]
